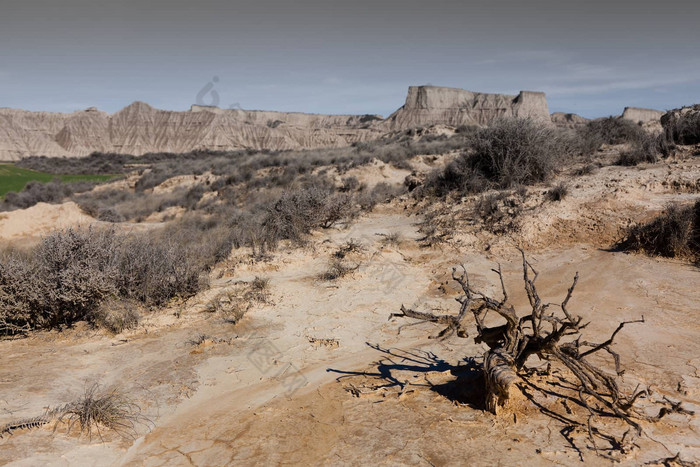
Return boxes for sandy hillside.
[0,153,699,466]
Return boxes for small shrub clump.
[619,200,700,260]
[320,258,359,281]
[423,118,575,197]
[546,183,569,202]
[615,134,664,166]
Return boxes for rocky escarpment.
[384,86,550,130]
[661,104,700,145]
[0,86,554,160]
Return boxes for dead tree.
[392,250,691,457]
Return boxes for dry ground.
[1,151,699,466]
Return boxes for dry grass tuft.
[376,232,402,247]
[546,183,569,202]
[54,384,146,440]
[320,258,359,281]
[205,277,271,324]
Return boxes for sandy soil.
[0,202,96,241]
[1,153,699,466]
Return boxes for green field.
[0,164,117,197]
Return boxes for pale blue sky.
[0,0,698,118]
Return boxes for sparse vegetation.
[1,179,101,211]
[573,163,599,176]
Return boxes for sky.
[0,0,698,119]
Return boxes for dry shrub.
[90,299,140,334]
[357,182,406,210]
[248,276,271,302]
[96,207,125,223]
[320,258,359,281]
[262,185,358,245]
[377,232,402,247]
[423,118,574,197]
[620,201,700,260]
[30,228,119,328]
[115,233,207,306]
[334,239,364,259]
[584,117,648,145]
[205,290,247,323]
[263,186,329,244]
[205,277,271,324]
[320,193,356,228]
[468,118,569,187]
[573,163,599,176]
[0,225,216,335]
[546,182,569,201]
[474,191,524,233]
[615,133,663,166]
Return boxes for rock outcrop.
[621,107,664,124]
[384,86,550,130]
[661,104,700,145]
[0,85,553,160]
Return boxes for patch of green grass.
[0,164,116,197]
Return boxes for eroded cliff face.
[0,102,389,160]
[383,86,550,130]
[0,86,552,160]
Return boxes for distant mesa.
[1,85,553,160]
[620,107,664,124]
[385,86,550,130]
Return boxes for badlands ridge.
[0,85,666,160]
[0,85,577,160]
